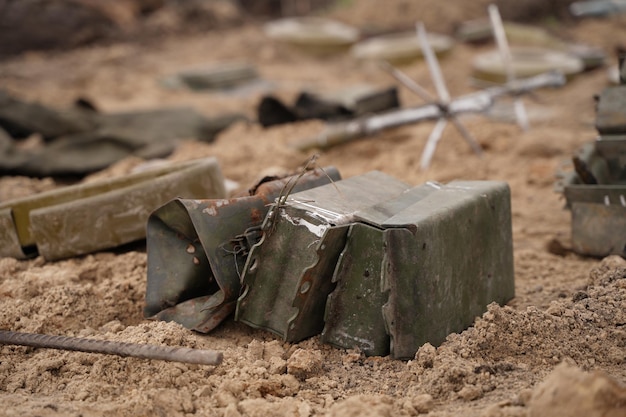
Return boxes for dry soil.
[1,1,625,416]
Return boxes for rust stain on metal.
[250,208,263,223]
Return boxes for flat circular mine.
[351,31,454,65]
[472,46,584,83]
[263,17,359,53]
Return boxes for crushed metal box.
[236,171,514,359]
[144,167,341,333]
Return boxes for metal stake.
[0,330,223,366]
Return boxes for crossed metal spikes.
[389,9,530,170]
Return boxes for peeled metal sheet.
[0,157,226,260]
[144,167,341,333]
[237,221,350,341]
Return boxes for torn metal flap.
[145,167,341,333]
[236,219,350,341]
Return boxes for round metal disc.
[472,46,584,83]
[263,17,359,53]
[350,31,454,65]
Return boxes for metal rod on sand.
[0,329,223,366]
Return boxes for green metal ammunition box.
[236,172,515,358]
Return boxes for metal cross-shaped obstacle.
[293,13,566,170]
[384,12,535,168]
[384,22,486,170]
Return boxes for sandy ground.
[1,1,626,416]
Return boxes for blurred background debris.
[1,1,626,416]
[569,0,626,17]
[0,90,245,177]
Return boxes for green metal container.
[236,172,515,358]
